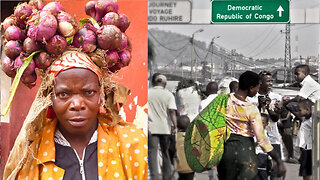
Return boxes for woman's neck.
[58,122,97,147]
[234,90,247,101]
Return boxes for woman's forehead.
[54,68,99,84]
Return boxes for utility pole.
[190,36,194,79]
[210,36,220,81]
[210,41,214,81]
[190,29,203,80]
[281,24,292,86]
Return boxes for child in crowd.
[296,99,313,180]
[294,64,320,103]
[274,100,297,163]
[255,113,273,180]
[175,115,194,180]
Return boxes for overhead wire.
[235,25,274,50]
[245,25,277,56]
[251,33,284,57]
[148,30,190,51]
[164,44,190,67]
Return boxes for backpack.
[184,94,230,172]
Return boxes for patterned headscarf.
[49,51,102,79]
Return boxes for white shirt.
[176,86,201,121]
[148,86,177,134]
[247,91,282,144]
[299,75,320,103]
[198,94,218,112]
[296,117,312,150]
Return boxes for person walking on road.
[217,71,286,180]
[148,73,178,180]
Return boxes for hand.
[171,127,177,135]
[265,96,271,106]
[258,96,267,108]
[277,161,286,178]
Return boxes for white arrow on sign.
[277,5,284,17]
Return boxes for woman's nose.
[69,95,86,111]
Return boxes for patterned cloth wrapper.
[185,94,230,172]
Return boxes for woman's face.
[248,84,260,97]
[51,68,101,135]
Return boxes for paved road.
[193,162,301,180]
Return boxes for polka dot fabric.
[16,117,148,179]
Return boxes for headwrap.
[49,51,102,79]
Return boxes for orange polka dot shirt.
[16,117,148,180]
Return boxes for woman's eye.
[86,90,95,95]
[58,92,69,98]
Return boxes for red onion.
[4,41,22,60]
[46,35,67,56]
[27,11,58,42]
[118,50,131,66]
[35,52,53,69]
[73,28,97,53]
[20,29,27,41]
[1,56,16,78]
[109,62,124,73]
[42,2,64,16]
[126,38,132,52]
[94,0,119,21]
[85,1,96,19]
[105,50,119,67]
[102,12,119,26]
[83,21,98,33]
[118,13,130,32]
[118,33,128,51]
[21,72,37,85]
[57,11,78,37]
[96,25,121,50]
[2,17,17,31]
[28,0,45,10]
[14,3,33,25]
[14,55,36,76]
[23,37,42,54]
[4,26,23,41]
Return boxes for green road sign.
[211,0,290,23]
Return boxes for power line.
[164,44,190,67]
[148,30,190,51]
[246,25,277,56]
[251,33,284,57]
[193,42,253,67]
[236,25,275,50]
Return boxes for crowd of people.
[148,64,320,180]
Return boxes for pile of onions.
[79,0,132,73]
[1,0,78,88]
[0,0,132,116]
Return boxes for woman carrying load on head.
[3,51,148,180]
[217,71,286,180]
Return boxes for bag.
[184,94,230,172]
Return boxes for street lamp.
[210,36,220,81]
[191,28,204,80]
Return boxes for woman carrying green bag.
[217,71,286,179]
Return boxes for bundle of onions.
[0,0,133,116]
[81,0,132,73]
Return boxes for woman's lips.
[68,118,88,127]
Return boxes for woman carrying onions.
[217,71,286,179]
[3,51,148,180]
